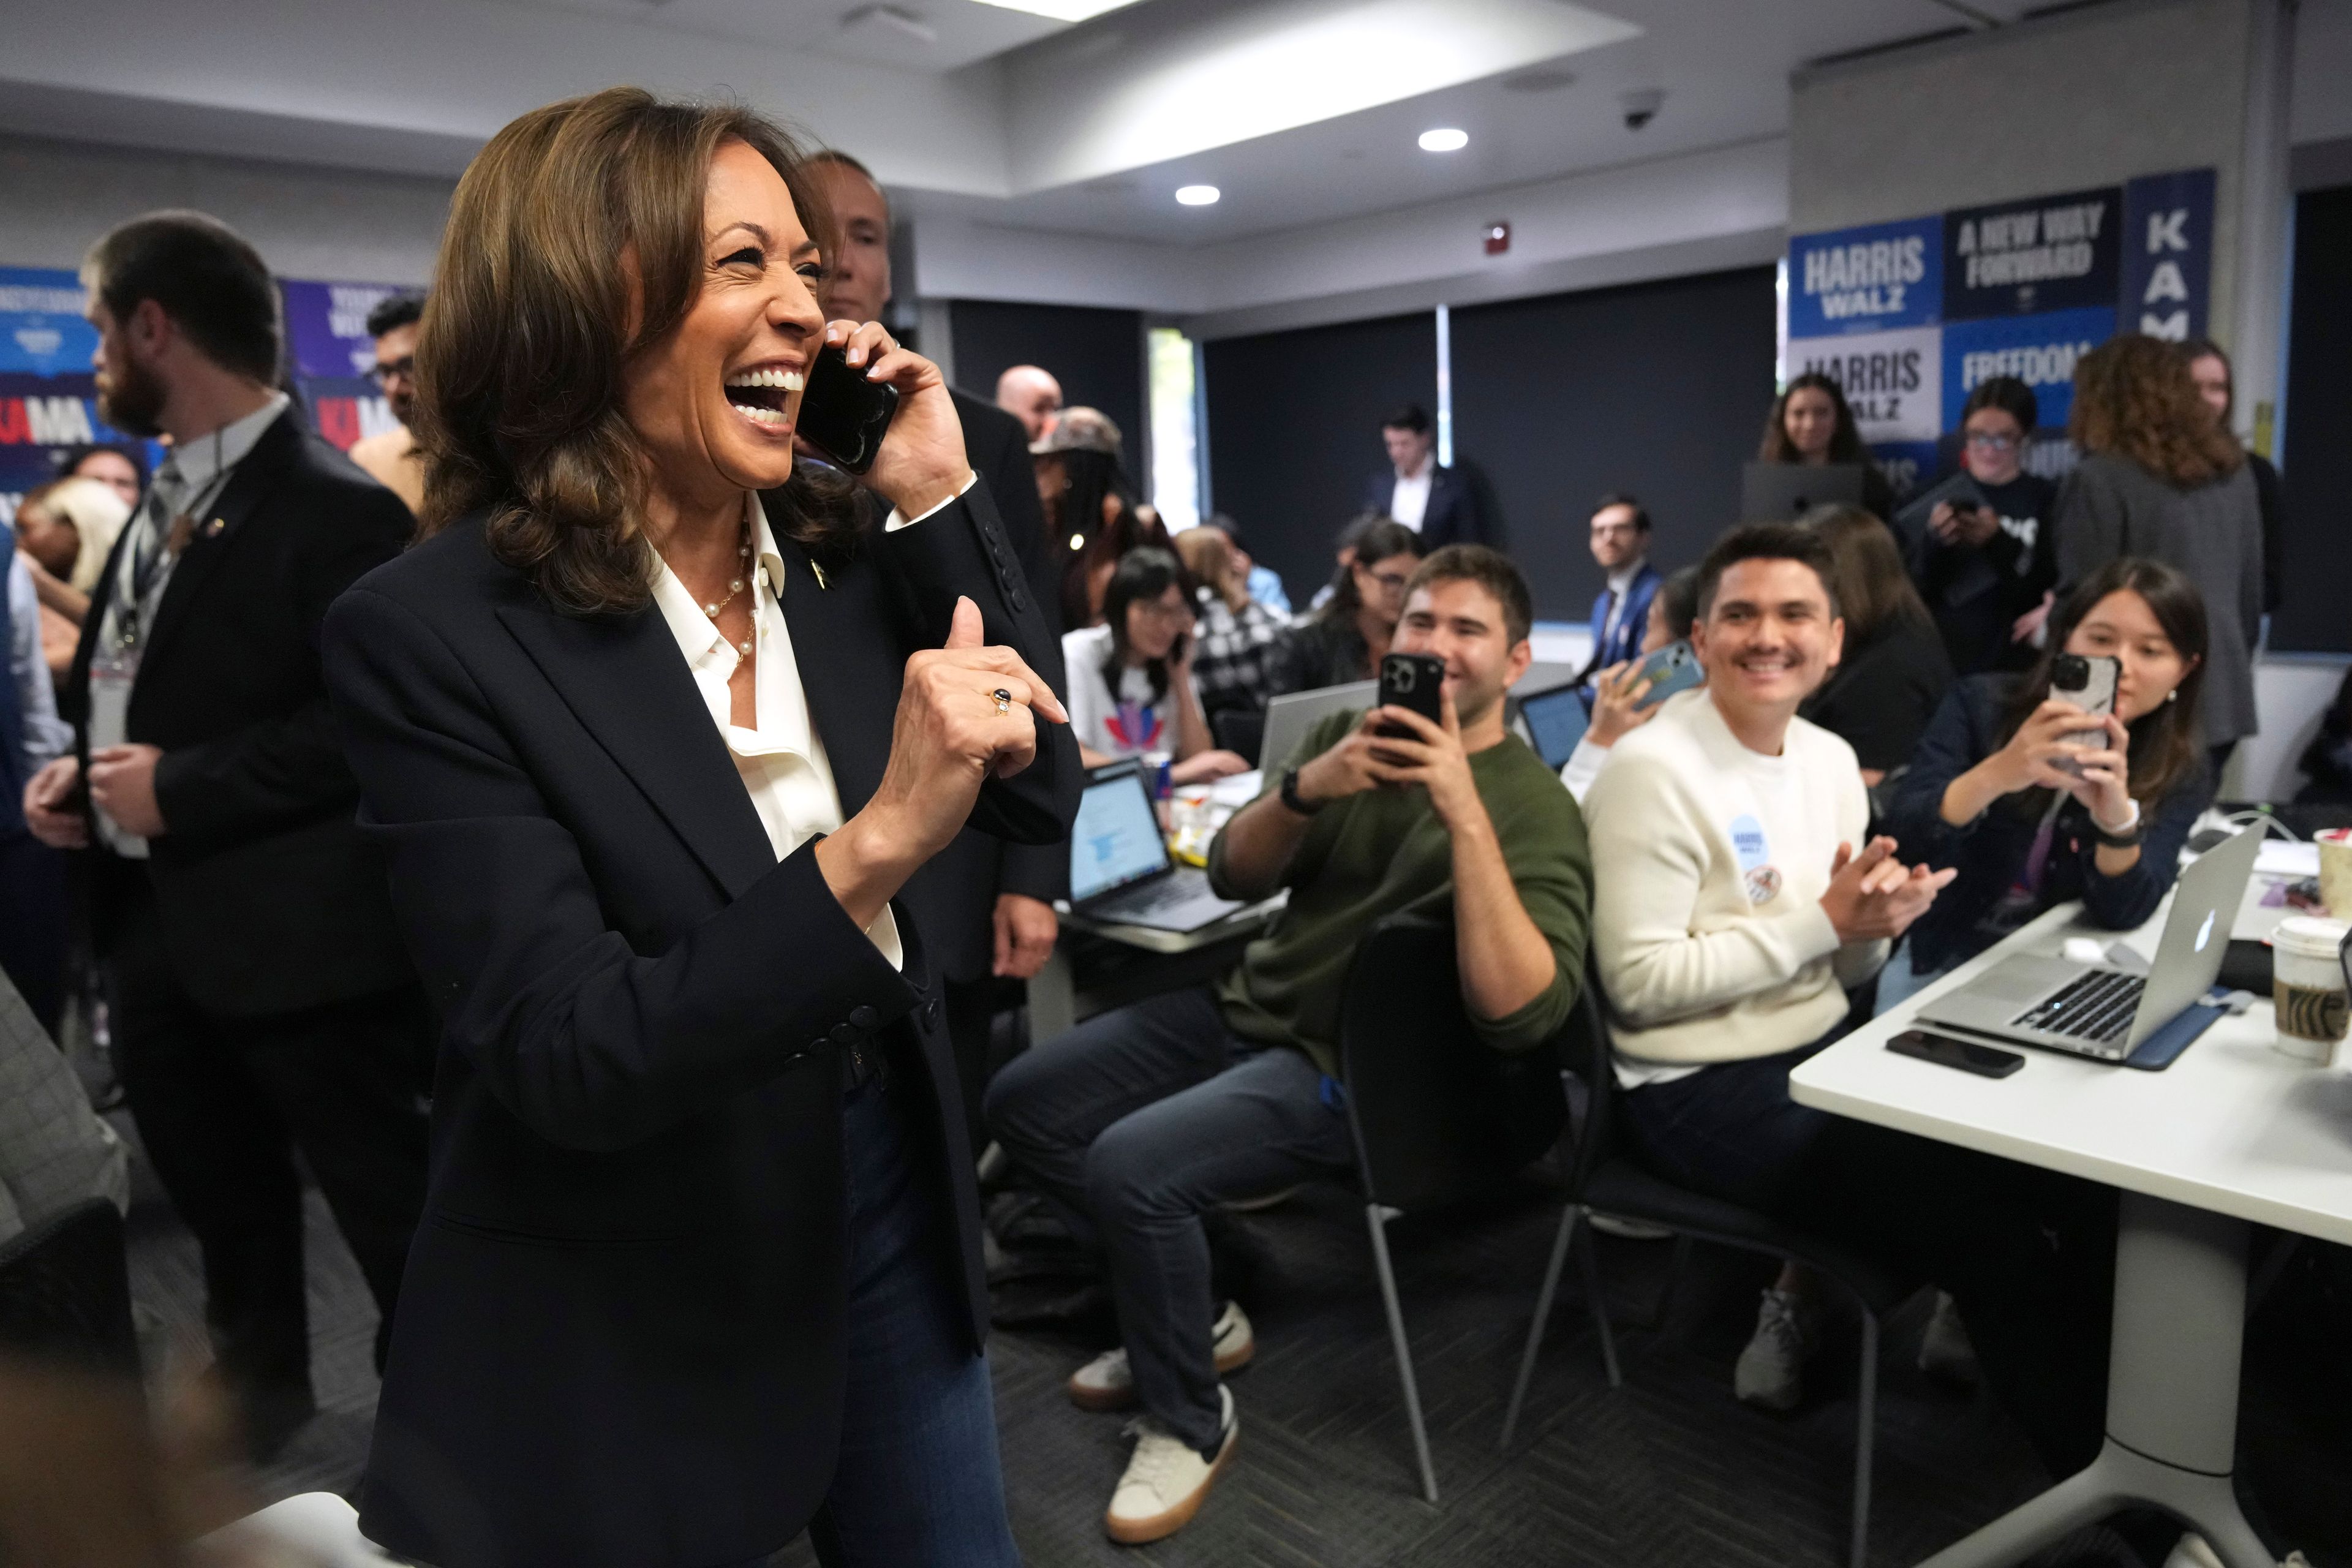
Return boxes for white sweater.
[1581,690,1885,1071]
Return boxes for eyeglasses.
[1134,598,1193,623]
[1365,569,1414,594]
[369,356,416,386]
[1964,431,2019,451]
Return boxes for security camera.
[1620,88,1664,130]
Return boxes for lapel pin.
[810,560,829,591]
[202,517,226,539]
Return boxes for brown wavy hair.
[2068,334,2242,491]
[412,87,859,613]
[1804,503,1931,643]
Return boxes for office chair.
[1335,913,1570,1504]
[1501,962,1910,1568]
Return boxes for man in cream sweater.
[1583,522,1954,1409]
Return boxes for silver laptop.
[1258,680,1376,769]
[1068,762,1246,933]
[1916,823,2264,1061]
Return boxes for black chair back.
[1209,703,1267,766]
[0,1198,137,1375]
[1560,952,1618,1200]
[1338,914,1569,1212]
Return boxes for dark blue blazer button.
[850,1005,878,1030]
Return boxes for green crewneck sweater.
[1207,710,1593,1077]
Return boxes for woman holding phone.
[1883,557,2211,984]
[1062,546,1249,781]
[321,89,1077,1568]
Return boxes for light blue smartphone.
[1629,639,1703,709]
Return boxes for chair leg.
[1574,1216,1623,1389]
[1365,1205,1439,1504]
[1850,1309,1879,1568]
[1638,1233,1694,1332]
[1501,1203,1579,1452]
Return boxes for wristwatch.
[2090,799,2143,849]
[1280,766,1323,816]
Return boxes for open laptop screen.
[1071,767,1171,903]
[1518,683,1591,771]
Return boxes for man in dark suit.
[21,213,428,1457]
[807,151,1068,1138]
[1578,492,1664,680]
[1360,402,1501,550]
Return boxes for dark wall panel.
[1450,267,1778,622]
[950,299,1145,477]
[2276,185,2352,653]
[1203,312,1436,606]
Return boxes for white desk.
[1792,900,2352,1568]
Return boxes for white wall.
[0,134,452,285]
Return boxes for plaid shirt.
[1190,589,1287,706]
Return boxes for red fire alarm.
[1483,221,1510,256]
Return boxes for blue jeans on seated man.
[783,1059,1020,1568]
[1616,1034,2117,1479]
[983,986,1355,1457]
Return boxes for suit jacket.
[62,408,413,1016]
[897,390,1068,982]
[322,479,1079,1568]
[1583,562,1661,677]
[1360,459,1499,550]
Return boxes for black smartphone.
[1887,1029,2025,1079]
[1376,652,1446,738]
[796,343,900,475]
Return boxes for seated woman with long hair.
[1265,517,1423,696]
[1798,503,1954,786]
[1758,371,1896,521]
[1062,546,1249,783]
[1883,556,2213,983]
[1173,522,1285,717]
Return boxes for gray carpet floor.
[119,1122,2347,1567]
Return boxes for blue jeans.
[793,1061,1019,1568]
[984,986,1355,1455]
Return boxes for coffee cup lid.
[2273,914,2350,960]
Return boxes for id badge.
[88,642,140,742]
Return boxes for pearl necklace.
[699,522,756,657]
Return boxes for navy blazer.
[322,479,1079,1568]
[1359,460,1496,550]
[1583,562,1661,676]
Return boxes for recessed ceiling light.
[1175,184,1221,206]
[1418,127,1469,153]
[968,0,1142,20]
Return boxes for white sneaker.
[1917,1291,1979,1384]
[1069,1299,1255,1412]
[1588,1212,1675,1241]
[1734,1287,1815,1412]
[1104,1385,1237,1545]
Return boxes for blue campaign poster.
[0,267,155,526]
[1942,186,2122,322]
[2120,168,2215,342]
[1940,305,2116,431]
[279,277,412,453]
[1787,216,1943,339]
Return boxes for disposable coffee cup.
[2270,914,2351,1064]
[2318,828,2352,921]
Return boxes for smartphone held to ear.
[1629,639,1703,710]
[1376,653,1446,738]
[796,343,900,475]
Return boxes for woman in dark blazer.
[321,89,1077,1568]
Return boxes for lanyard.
[118,425,235,651]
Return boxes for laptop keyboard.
[2012,969,2145,1045]
[1109,877,1208,918]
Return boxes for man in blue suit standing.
[1578,493,1662,680]
[1360,404,1498,550]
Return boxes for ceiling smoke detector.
[1619,86,1664,130]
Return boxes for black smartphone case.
[797,345,900,475]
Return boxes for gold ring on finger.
[992,687,1013,715]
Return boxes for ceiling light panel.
[1003,0,1639,193]
[1174,184,1220,205]
[969,0,1142,21]
[1417,127,1468,151]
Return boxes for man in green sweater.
[986,546,1591,1545]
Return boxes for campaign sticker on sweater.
[1730,813,1781,905]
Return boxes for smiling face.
[1394,576,1531,730]
[617,138,825,503]
[1352,549,1417,631]
[2064,588,2195,724]
[1693,557,1843,730]
[1123,583,1192,663]
[1782,386,1838,461]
